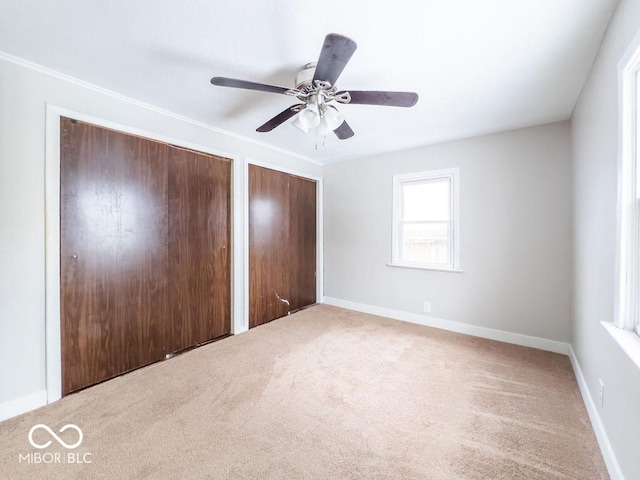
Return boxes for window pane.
[402,179,450,221]
[402,222,449,264]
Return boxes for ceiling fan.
[210,33,419,140]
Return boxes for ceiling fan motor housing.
[295,62,317,90]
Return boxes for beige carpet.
[1,305,607,479]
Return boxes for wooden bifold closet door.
[248,165,316,328]
[167,148,231,352]
[60,117,230,395]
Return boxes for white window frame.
[390,168,461,272]
[615,31,640,336]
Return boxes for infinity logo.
[28,424,83,450]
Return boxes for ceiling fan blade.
[333,120,355,140]
[312,34,357,86]
[256,104,304,132]
[211,77,290,95]
[339,90,419,107]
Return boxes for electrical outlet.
[598,379,604,407]
[423,301,431,313]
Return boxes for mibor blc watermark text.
[19,424,92,465]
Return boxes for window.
[616,34,640,336]
[391,168,460,271]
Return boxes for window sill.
[386,263,464,273]
[601,321,640,371]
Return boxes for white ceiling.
[0,0,618,164]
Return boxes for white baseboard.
[0,390,47,422]
[322,296,570,354]
[568,346,625,480]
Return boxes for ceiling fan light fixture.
[292,115,309,133]
[322,106,344,131]
[298,104,321,129]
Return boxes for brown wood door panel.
[60,119,116,393]
[60,118,232,395]
[113,127,171,374]
[248,165,317,328]
[60,117,169,394]
[288,175,317,312]
[248,165,290,328]
[167,147,231,352]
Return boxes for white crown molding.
[0,50,320,166]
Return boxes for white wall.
[324,121,573,342]
[572,0,640,477]
[0,56,321,415]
